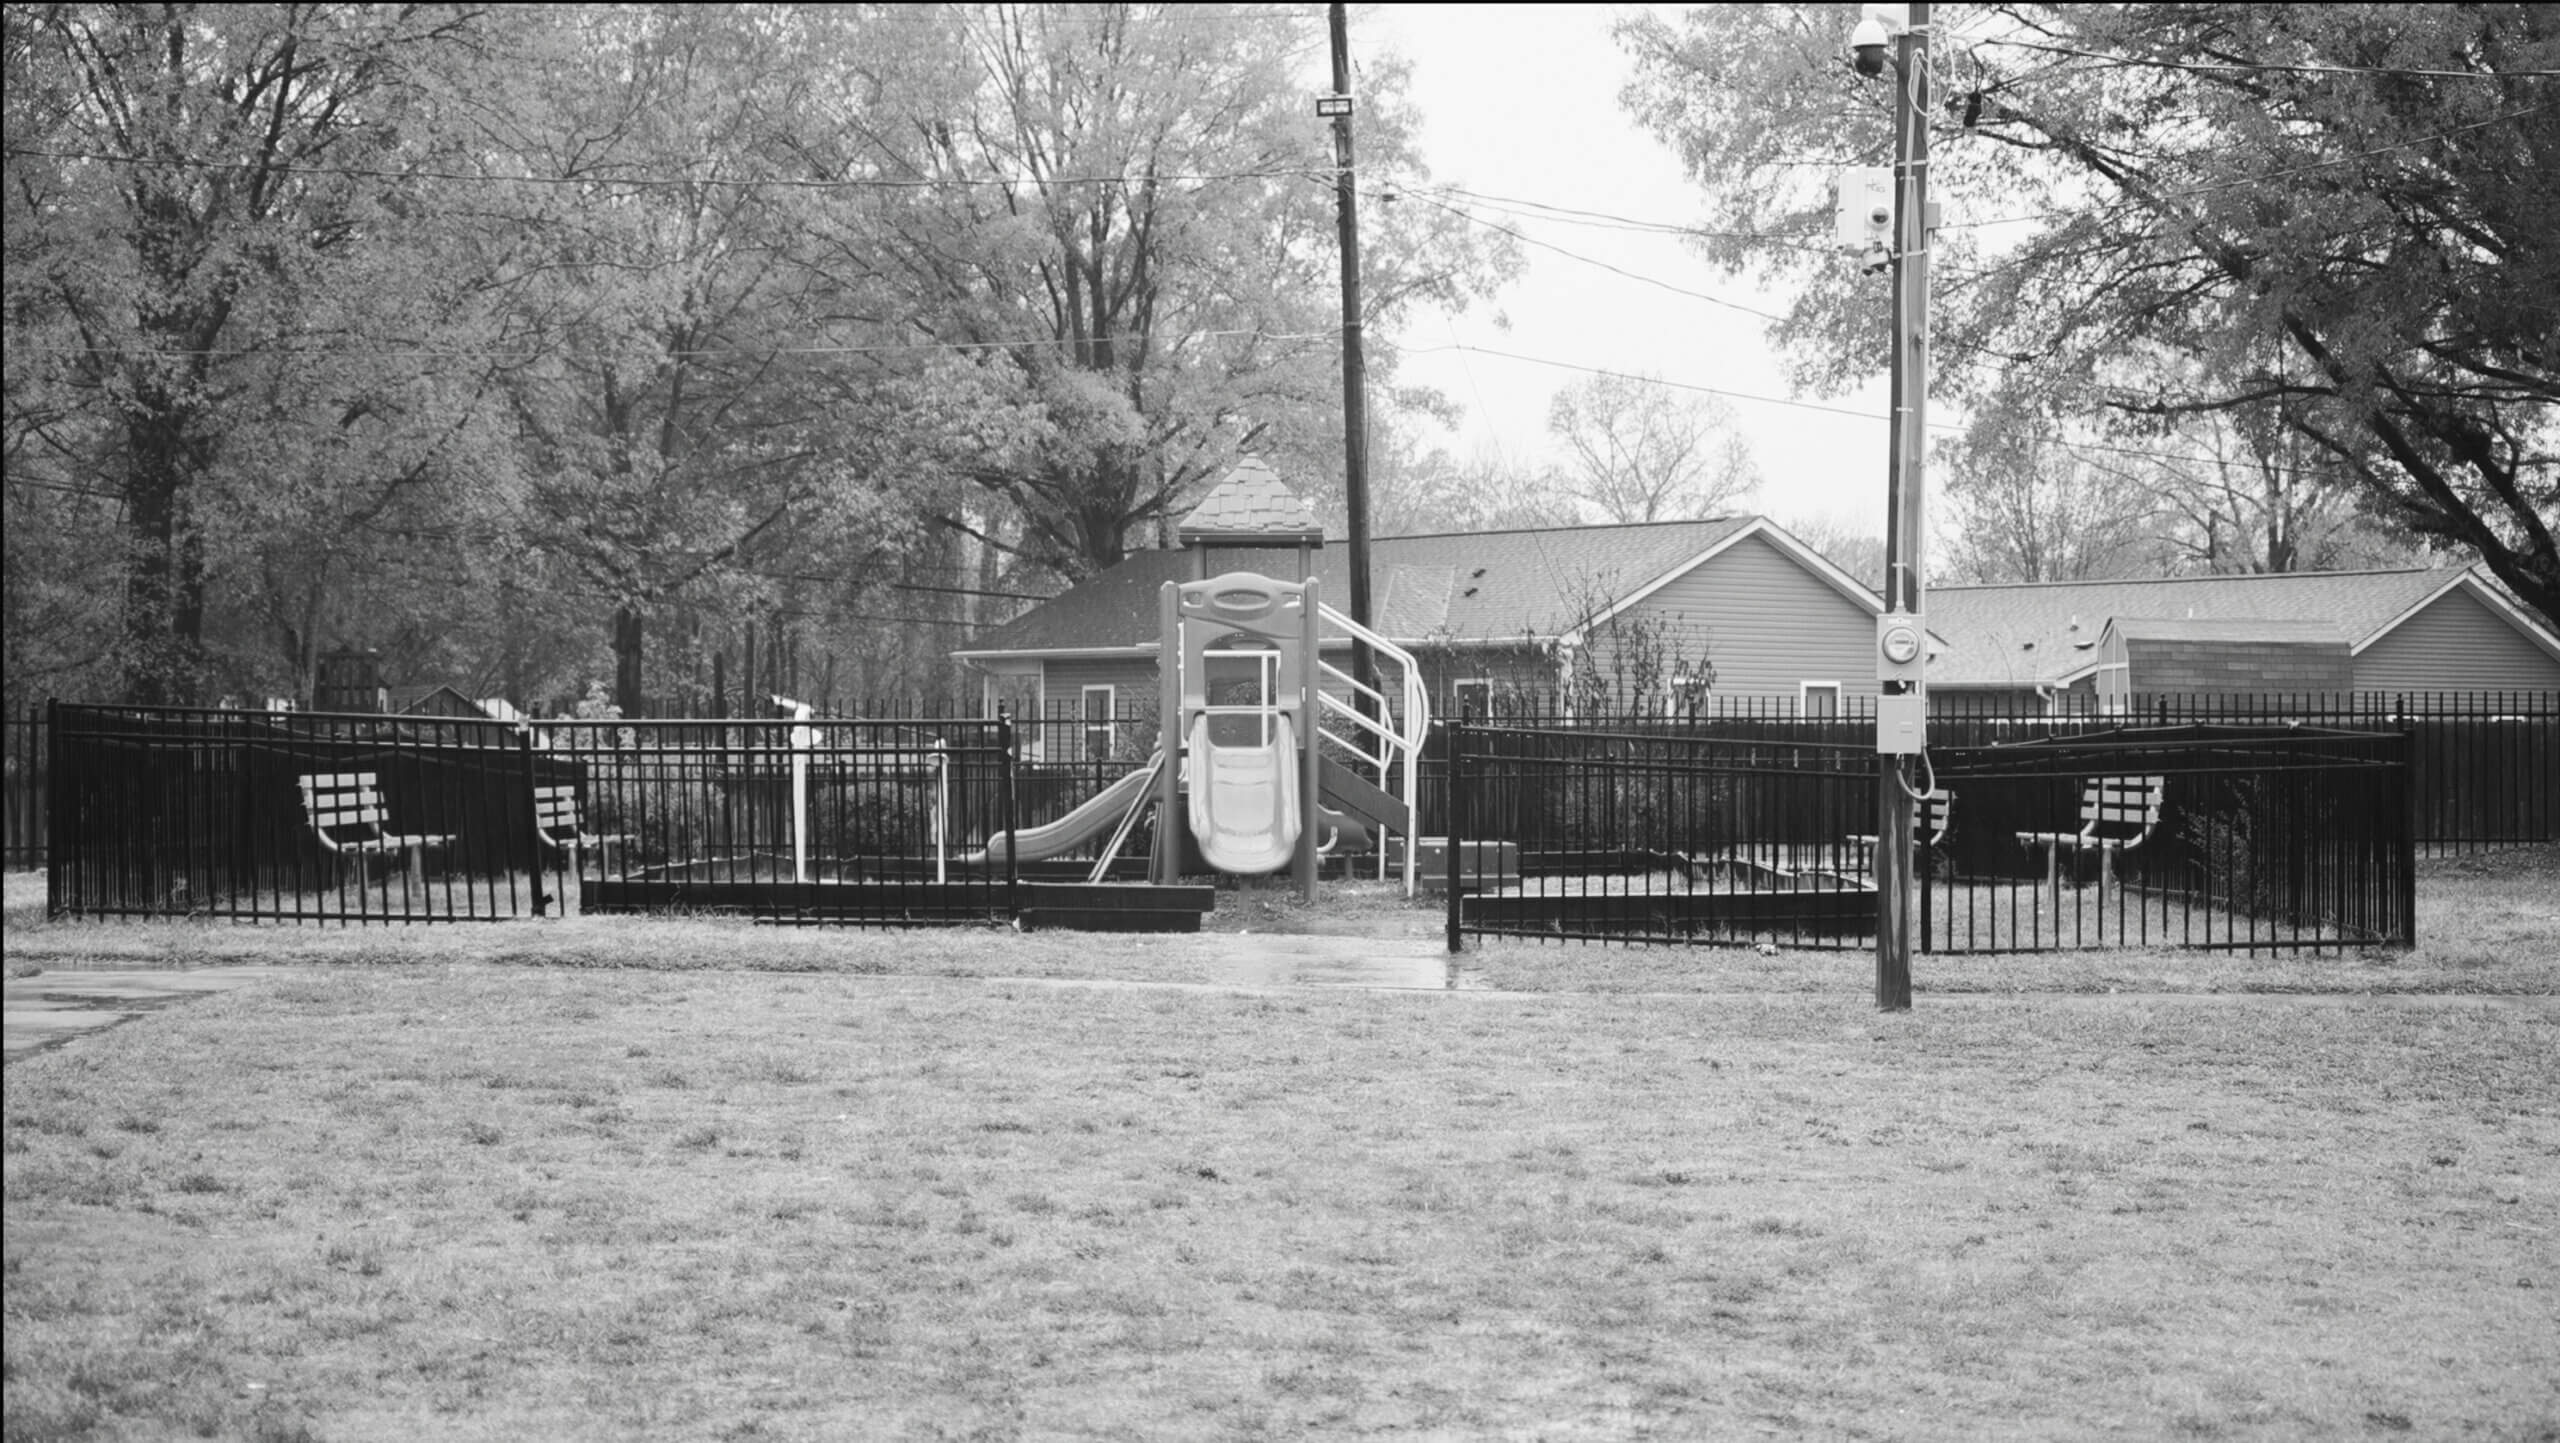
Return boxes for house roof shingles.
[1926,568,2463,688]
[964,516,1760,656]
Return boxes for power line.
[5,145,1328,192]
[1378,337,2302,472]
[1386,188,1793,324]
[1974,36,2560,81]
[9,325,1344,363]
[1406,182,1834,251]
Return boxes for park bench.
[1843,787,1955,879]
[299,772,451,887]
[2016,774,2165,900]
[533,784,629,881]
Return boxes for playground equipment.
[964,570,1429,897]
[1159,571,1428,897]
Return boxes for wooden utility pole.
[1875,0,1930,1011]
[1328,2,1377,697]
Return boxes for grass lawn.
[5,851,2557,1440]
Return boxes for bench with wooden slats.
[299,772,451,884]
[533,784,630,880]
[2015,774,2165,896]
[1844,787,1956,878]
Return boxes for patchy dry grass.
[3,850,2556,1438]
[7,967,2557,1439]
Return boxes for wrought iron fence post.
[2397,726,2419,947]
[519,724,551,918]
[44,698,65,918]
[998,707,1020,924]
[1445,716,1466,954]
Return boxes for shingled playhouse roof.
[1175,456,1325,543]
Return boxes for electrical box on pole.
[1835,166,1894,267]
[1875,612,1927,754]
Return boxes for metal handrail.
[1316,603,1432,896]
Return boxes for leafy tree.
[3,3,517,704]
[808,3,1514,583]
[1545,371,1759,524]
[1619,3,2559,629]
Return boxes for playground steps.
[1016,881,1218,934]
[1316,755,1414,835]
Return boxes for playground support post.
[1154,584,1181,887]
[998,708,1019,919]
[1297,577,1321,903]
[1445,717,1465,954]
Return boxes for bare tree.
[1546,373,1759,524]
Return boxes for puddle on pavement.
[1211,947,1483,991]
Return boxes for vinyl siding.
[1591,532,1876,706]
[2354,587,2560,691]
[1031,656,1159,762]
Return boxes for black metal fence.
[4,703,44,868]
[1445,718,2416,956]
[1419,691,2553,856]
[1443,721,1879,949]
[1922,726,2415,953]
[45,704,1020,925]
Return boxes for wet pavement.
[2,940,1480,1065]
[1191,934,1477,991]
[4,967,309,1064]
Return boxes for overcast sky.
[1362,3,1901,542]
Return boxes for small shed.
[2094,617,2353,708]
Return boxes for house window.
[1800,681,1842,720]
[1666,669,1711,719]
[1451,678,1492,720]
[1081,685,1115,761]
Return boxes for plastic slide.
[1186,714,1302,875]
[960,755,1159,865]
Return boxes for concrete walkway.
[4,967,308,1064]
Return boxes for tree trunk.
[120,396,215,705]
[613,605,646,717]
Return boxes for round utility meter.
[1880,623,1923,665]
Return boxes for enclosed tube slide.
[1186,714,1301,875]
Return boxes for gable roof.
[1926,566,2554,689]
[959,515,1768,660]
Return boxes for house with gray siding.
[958,466,2560,750]
[956,469,1901,756]
[1928,567,2560,712]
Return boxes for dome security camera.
[1850,14,1891,76]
